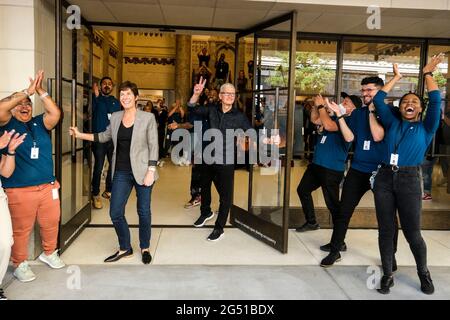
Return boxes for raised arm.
[423,53,445,133]
[0,74,39,126]
[326,99,354,142]
[314,94,338,132]
[368,103,385,142]
[373,64,402,128]
[36,71,61,130]
[188,77,209,116]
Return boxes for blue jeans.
[421,157,436,193]
[92,141,113,196]
[110,170,153,251]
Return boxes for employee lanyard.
[25,120,38,148]
[393,121,410,154]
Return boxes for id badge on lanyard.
[31,142,39,159]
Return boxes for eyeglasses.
[220,92,236,97]
[17,102,32,107]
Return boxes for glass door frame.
[230,11,297,253]
[56,0,94,252]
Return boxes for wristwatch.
[7,151,16,156]
[22,89,30,97]
[423,72,433,78]
[369,110,377,114]
[336,115,345,120]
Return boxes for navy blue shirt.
[345,107,387,173]
[0,114,55,188]
[373,90,441,166]
[313,121,351,172]
[92,94,120,133]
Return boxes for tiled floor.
[55,227,450,267]
[87,161,450,226]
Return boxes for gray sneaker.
[13,261,36,282]
[39,250,66,269]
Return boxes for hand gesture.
[168,122,178,130]
[35,70,45,95]
[193,76,207,96]
[423,53,445,73]
[93,82,100,97]
[393,63,402,79]
[325,98,341,116]
[8,132,27,153]
[0,130,15,149]
[69,126,80,138]
[27,72,40,96]
[143,170,155,187]
[313,94,325,107]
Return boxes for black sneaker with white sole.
[320,242,347,252]
[193,212,214,227]
[207,229,224,241]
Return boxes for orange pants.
[5,181,61,267]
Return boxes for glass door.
[230,12,297,253]
[56,5,93,251]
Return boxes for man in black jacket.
[187,78,252,241]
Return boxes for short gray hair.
[219,83,235,93]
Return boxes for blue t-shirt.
[373,90,441,166]
[313,122,351,172]
[92,94,120,133]
[345,107,387,173]
[0,114,55,188]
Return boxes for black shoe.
[142,251,152,264]
[295,222,320,232]
[377,275,394,294]
[193,212,214,227]
[104,248,133,263]
[207,229,224,241]
[320,251,341,268]
[320,242,347,252]
[392,255,398,273]
[418,271,434,295]
[0,288,7,300]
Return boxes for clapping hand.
[0,130,15,149]
[8,132,27,153]
[423,53,445,73]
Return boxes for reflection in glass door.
[57,9,93,251]
[231,12,297,253]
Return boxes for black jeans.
[374,166,428,275]
[190,163,202,198]
[200,164,234,230]
[297,163,343,225]
[92,141,113,196]
[330,168,399,253]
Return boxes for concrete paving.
[3,265,449,300]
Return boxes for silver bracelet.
[40,92,49,100]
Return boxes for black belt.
[380,163,420,173]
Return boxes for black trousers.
[92,141,113,196]
[190,163,202,198]
[200,164,235,230]
[330,168,399,253]
[297,163,343,225]
[374,166,428,276]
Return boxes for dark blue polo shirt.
[0,114,55,188]
[373,90,441,166]
[345,107,387,173]
[92,94,120,133]
[313,121,351,172]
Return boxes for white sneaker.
[13,261,36,282]
[39,250,66,269]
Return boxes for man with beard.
[91,77,121,209]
